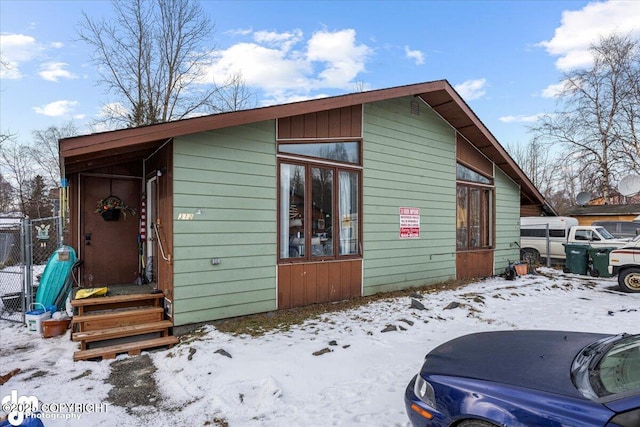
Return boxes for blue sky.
[1,0,639,148]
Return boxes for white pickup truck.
[608,235,640,292]
[520,217,631,264]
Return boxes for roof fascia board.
[60,80,449,158]
[428,84,549,209]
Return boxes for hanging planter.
[95,195,136,222]
[100,209,120,221]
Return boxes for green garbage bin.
[587,247,615,278]
[563,243,589,275]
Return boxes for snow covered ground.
[1,268,638,426]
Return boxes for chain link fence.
[0,217,62,323]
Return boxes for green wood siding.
[172,121,277,325]
[362,98,457,294]
[494,167,521,273]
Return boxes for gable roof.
[59,80,551,211]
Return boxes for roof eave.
[59,80,550,210]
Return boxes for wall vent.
[410,99,420,115]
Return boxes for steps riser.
[76,312,164,332]
[73,336,179,361]
[72,321,173,343]
[72,293,164,308]
[77,299,161,314]
[73,307,164,323]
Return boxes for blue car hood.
[422,330,611,399]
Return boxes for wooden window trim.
[456,182,495,251]
[277,157,362,264]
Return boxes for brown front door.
[80,175,141,286]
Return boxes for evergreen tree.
[23,175,53,219]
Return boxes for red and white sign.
[399,207,420,239]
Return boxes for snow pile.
[1,268,638,426]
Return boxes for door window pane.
[280,164,305,258]
[469,188,481,248]
[339,171,358,255]
[311,167,333,257]
[456,186,468,249]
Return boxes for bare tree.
[0,140,34,214]
[352,80,366,93]
[531,33,640,203]
[30,122,79,187]
[211,71,257,113]
[506,139,555,197]
[0,173,13,213]
[78,0,219,128]
[612,36,640,176]
[1,55,16,148]
[506,138,579,213]
[0,132,13,148]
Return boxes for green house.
[60,80,552,327]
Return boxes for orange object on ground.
[42,318,71,338]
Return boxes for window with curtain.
[456,163,494,250]
[279,141,361,261]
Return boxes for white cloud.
[99,102,129,119]
[33,100,78,117]
[454,78,487,100]
[87,103,130,133]
[202,28,371,102]
[404,46,425,65]
[39,62,77,82]
[0,33,42,79]
[0,62,21,80]
[50,42,64,49]
[499,114,542,123]
[225,28,253,37]
[0,34,40,61]
[539,1,640,71]
[307,29,372,88]
[540,81,568,98]
[254,29,303,51]
[206,42,311,91]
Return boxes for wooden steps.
[72,320,174,343]
[71,292,176,361]
[72,293,164,315]
[72,307,165,331]
[73,336,179,361]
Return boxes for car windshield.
[590,335,640,398]
[594,226,616,240]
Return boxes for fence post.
[22,218,33,312]
[545,224,551,267]
[58,214,63,247]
